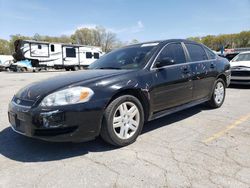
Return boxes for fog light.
[40,110,65,128]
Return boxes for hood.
[230,61,250,68]
[15,69,132,101]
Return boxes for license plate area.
[9,112,17,127]
[8,112,24,133]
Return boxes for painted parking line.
[203,113,250,143]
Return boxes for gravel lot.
[0,71,250,188]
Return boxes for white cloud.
[137,21,144,29]
[62,21,145,35]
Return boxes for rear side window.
[86,52,92,59]
[38,44,42,49]
[94,53,99,59]
[204,47,216,59]
[157,43,186,64]
[185,43,208,62]
[66,48,76,58]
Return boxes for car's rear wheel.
[207,78,226,108]
[100,95,144,146]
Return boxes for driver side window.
[157,43,186,65]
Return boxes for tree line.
[0,27,249,55]
[188,31,250,51]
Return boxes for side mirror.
[155,57,175,68]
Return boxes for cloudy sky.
[0,0,249,42]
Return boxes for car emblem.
[16,99,21,104]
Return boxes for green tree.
[0,39,11,55]
[237,31,250,47]
[9,34,31,53]
[188,30,250,50]
[187,37,201,43]
[71,26,117,52]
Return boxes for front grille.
[15,120,26,133]
[13,97,35,107]
[34,126,77,136]
[231,71,250,77]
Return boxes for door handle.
[210,63,215,69]
[182,68,190,74]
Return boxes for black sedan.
[8,39,231,146]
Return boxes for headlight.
[40,87,94,107]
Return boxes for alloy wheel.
[112,102,140,139]
[214,81,225,105]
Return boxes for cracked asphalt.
[0,71,250,188]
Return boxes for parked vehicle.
[8,39,231,146]
[9,59,35,72]
[0,55,14,71]
[218,52,239,61]
[12,40,103,71]
[230,51,250,85]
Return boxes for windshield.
[232,53,250,62]
[89,43,159,70]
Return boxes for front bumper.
[0,65,6,71]
[8,99,106,142]
[231,70,250,85]
[230,79,250,85]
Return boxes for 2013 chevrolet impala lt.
[8,39,231,146]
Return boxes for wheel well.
[106,89,150,121]
[217,74,227,84]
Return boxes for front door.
[151,43,193,112]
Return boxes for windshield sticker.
[141,43,159,47]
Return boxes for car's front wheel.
[207,78,226,108]
[101,95,144,146]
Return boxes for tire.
[73,66,79,71]
[100,95,144,147]
[21,67,27,72]
[207,78,226,108]
[17,67,22,72]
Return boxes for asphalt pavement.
[0,71,250,188]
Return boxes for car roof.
[125,39,199,48]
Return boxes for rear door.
[62,46,79,66]
[184,43,217,100]
[151,42,193,112]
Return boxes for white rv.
[12,40,103,71]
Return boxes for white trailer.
[12,40,103,71]
[0,55,14,71]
